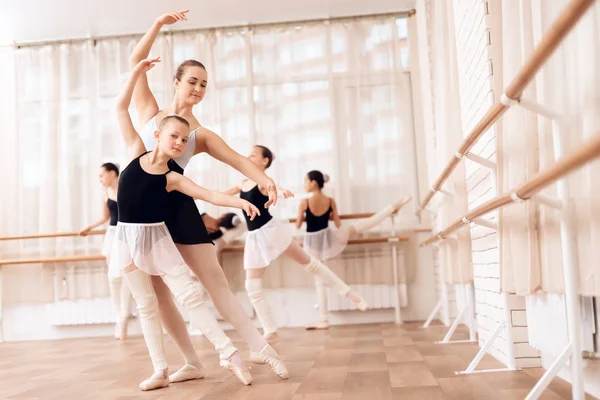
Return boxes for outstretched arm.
[129,10,188,125]
[167,173,260,220]
[116,57,161,160]
[80,197,110,235]
[198,128,278,207]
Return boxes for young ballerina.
[79,162,132,340]
[130,9,288,385]
[223,146,369,342]
[113,57,287,391]
[297,170,412,329]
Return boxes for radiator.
[49,298,121,326]
[526,294,595,357]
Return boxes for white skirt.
[101,226,116,257]
[303,226,350,261]
[244,218,294,269]
[108,222,188,279]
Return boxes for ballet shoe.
[305,321,330,330]
[250,345,289,379]
[139,370,170,391]
[169,364,205,383]
[220,359,253,385]
[356,299,368,311]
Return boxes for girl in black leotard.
[297,170,412,329]
[79,162,132,340]
[112,57,288,391]
[224,146,369,342]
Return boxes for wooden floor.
[0,322,594,400]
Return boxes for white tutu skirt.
[101,226,116,257]
[108,222,188,279]
[243,218,294,269]
[303,226,350,261]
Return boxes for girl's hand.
[134,56,161,73]
[156,10,189,26]
[280,189,294,198]
[241,200,261,221]
[264,179,278,208]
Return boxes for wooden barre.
[0,235,411,265]
[0,254,107,266]
[0,213,389,242]
[421,131,600,247]
[222,235,411,253]
[0,230,106,241]
[288,212,376,223]
[418,0,595,212]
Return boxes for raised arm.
[129,10,188,125]
[116,57,161,160]
[167,173,260,220]
[330,198,342,228]
[198,128,278,207]
[296,199,308,229]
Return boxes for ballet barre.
[0,230,106,241]
[0,213,422,242]
[417,0,595,213]
[420,127,600,245]
[0,255,106,266]
[416,1,595,397]
[220,234,411,253]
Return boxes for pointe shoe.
[263,331,279,344]
[305,321,330,330]
[139,370,170,391]
[220,359,253,385]
[169,364,206,383]
[250,345,289,379]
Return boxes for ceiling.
[1,0,415,45]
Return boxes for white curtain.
[497,0,542,295]
[428,0,473,285]
[534,0,600,296]
[169,18,418,227]
[1,16,418,296]
[494,0,600,296]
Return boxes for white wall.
[2,0,414,45]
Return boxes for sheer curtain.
[497,0,542,295]
[170,17,417,225]
[534,0,600,296]
[494,0,600,296]
[428,0,472,285]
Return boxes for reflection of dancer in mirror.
[297,170,412,330]
[130,9,288,387]
[79,162,132,340]
[224,146,369,343]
